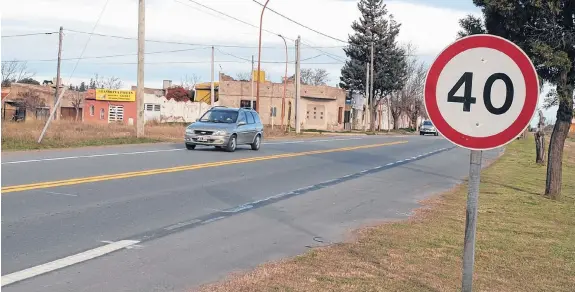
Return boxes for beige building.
[217,73,346,131]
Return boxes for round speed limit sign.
[424,34,539,150]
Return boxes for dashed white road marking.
[1,240,139,287]
[45,191,78,197]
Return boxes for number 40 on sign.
[423,34,539,292]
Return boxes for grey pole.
[136,0,145,137]
[462,149,483,292]
[53,26,63,121]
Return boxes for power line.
[64,29,344,49]
[251,0,347,43]
[1,32,58,38]
[181,0,295,41]
[52,60,345,65]
[5,47,211,62]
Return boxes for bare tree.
[235,72,251,82]
[300,68,330,85]
[1,60,36,87]
[67,92,84,121]
[15,90,45,110]
[181,74,201,90]
[91,74,123,89]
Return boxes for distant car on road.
[185,106,263,152]
[419,120,438,136]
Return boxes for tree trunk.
[545,73,574,199]
[535,130,545,165]
[393,115,400,130]
[75,107,79,121]
[370,104,377,132]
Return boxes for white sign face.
[424,35,539,150]
[436,48,527,137]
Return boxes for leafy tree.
[340,0,407,131]
[17,78,41,85]
[166,86,191,102]
[69,84,74,90]
[458,0,574,199]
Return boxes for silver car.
[184,106,264,152]
[420,120,438,136]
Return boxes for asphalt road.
[1,135,502,292]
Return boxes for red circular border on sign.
[424,35,538,150]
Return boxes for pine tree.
[69,84,74,90]
[89,78,96,89]
[340,0,408,131]
[79,82,87,92]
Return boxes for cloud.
[2,0,477,89]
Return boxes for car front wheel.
[186,144,196,150]
[226,135,237,152]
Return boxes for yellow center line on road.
[1,141,408,194]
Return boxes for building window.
[108,105,124,123]
[99,108,105,120]
[90,105,95,116]
[240,100,256,111]
[145,104,161,112]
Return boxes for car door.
[236,111,249,144]
[245,111,257,142]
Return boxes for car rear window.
[246,112,255,124]
[251,112,262,124]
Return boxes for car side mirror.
[238,121,246,126]
[195,118,199,122]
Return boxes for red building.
[83,89,138,125]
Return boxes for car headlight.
[185,128,194,134]
[213,130,227,136]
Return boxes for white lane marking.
[164,219,202,231]
[45,191,78,197]
[202,216,226,224]
[2,137,374,165]
[2,149,183,165]
[1,240,139,287]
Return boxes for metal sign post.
[462,149,482,292]
[423,34,539,292]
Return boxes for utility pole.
[53,26,63,121]
[278,34,288,130]
[364,62,369,131]
[369,41,374,132]
[136,0,145,137]
[210,46,215,107]
[294,35,301,134]
[251,55,254,109]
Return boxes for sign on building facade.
[95,89,136,102]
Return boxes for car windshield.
[423,121,433,126]
[199,110,238,123]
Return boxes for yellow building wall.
[195,82,219,105]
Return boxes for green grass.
[198,137,575,292]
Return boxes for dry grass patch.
[1,120,174,151]
[197,138,575,292]
[1,121,326,151]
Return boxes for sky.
[1,0,557,124]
